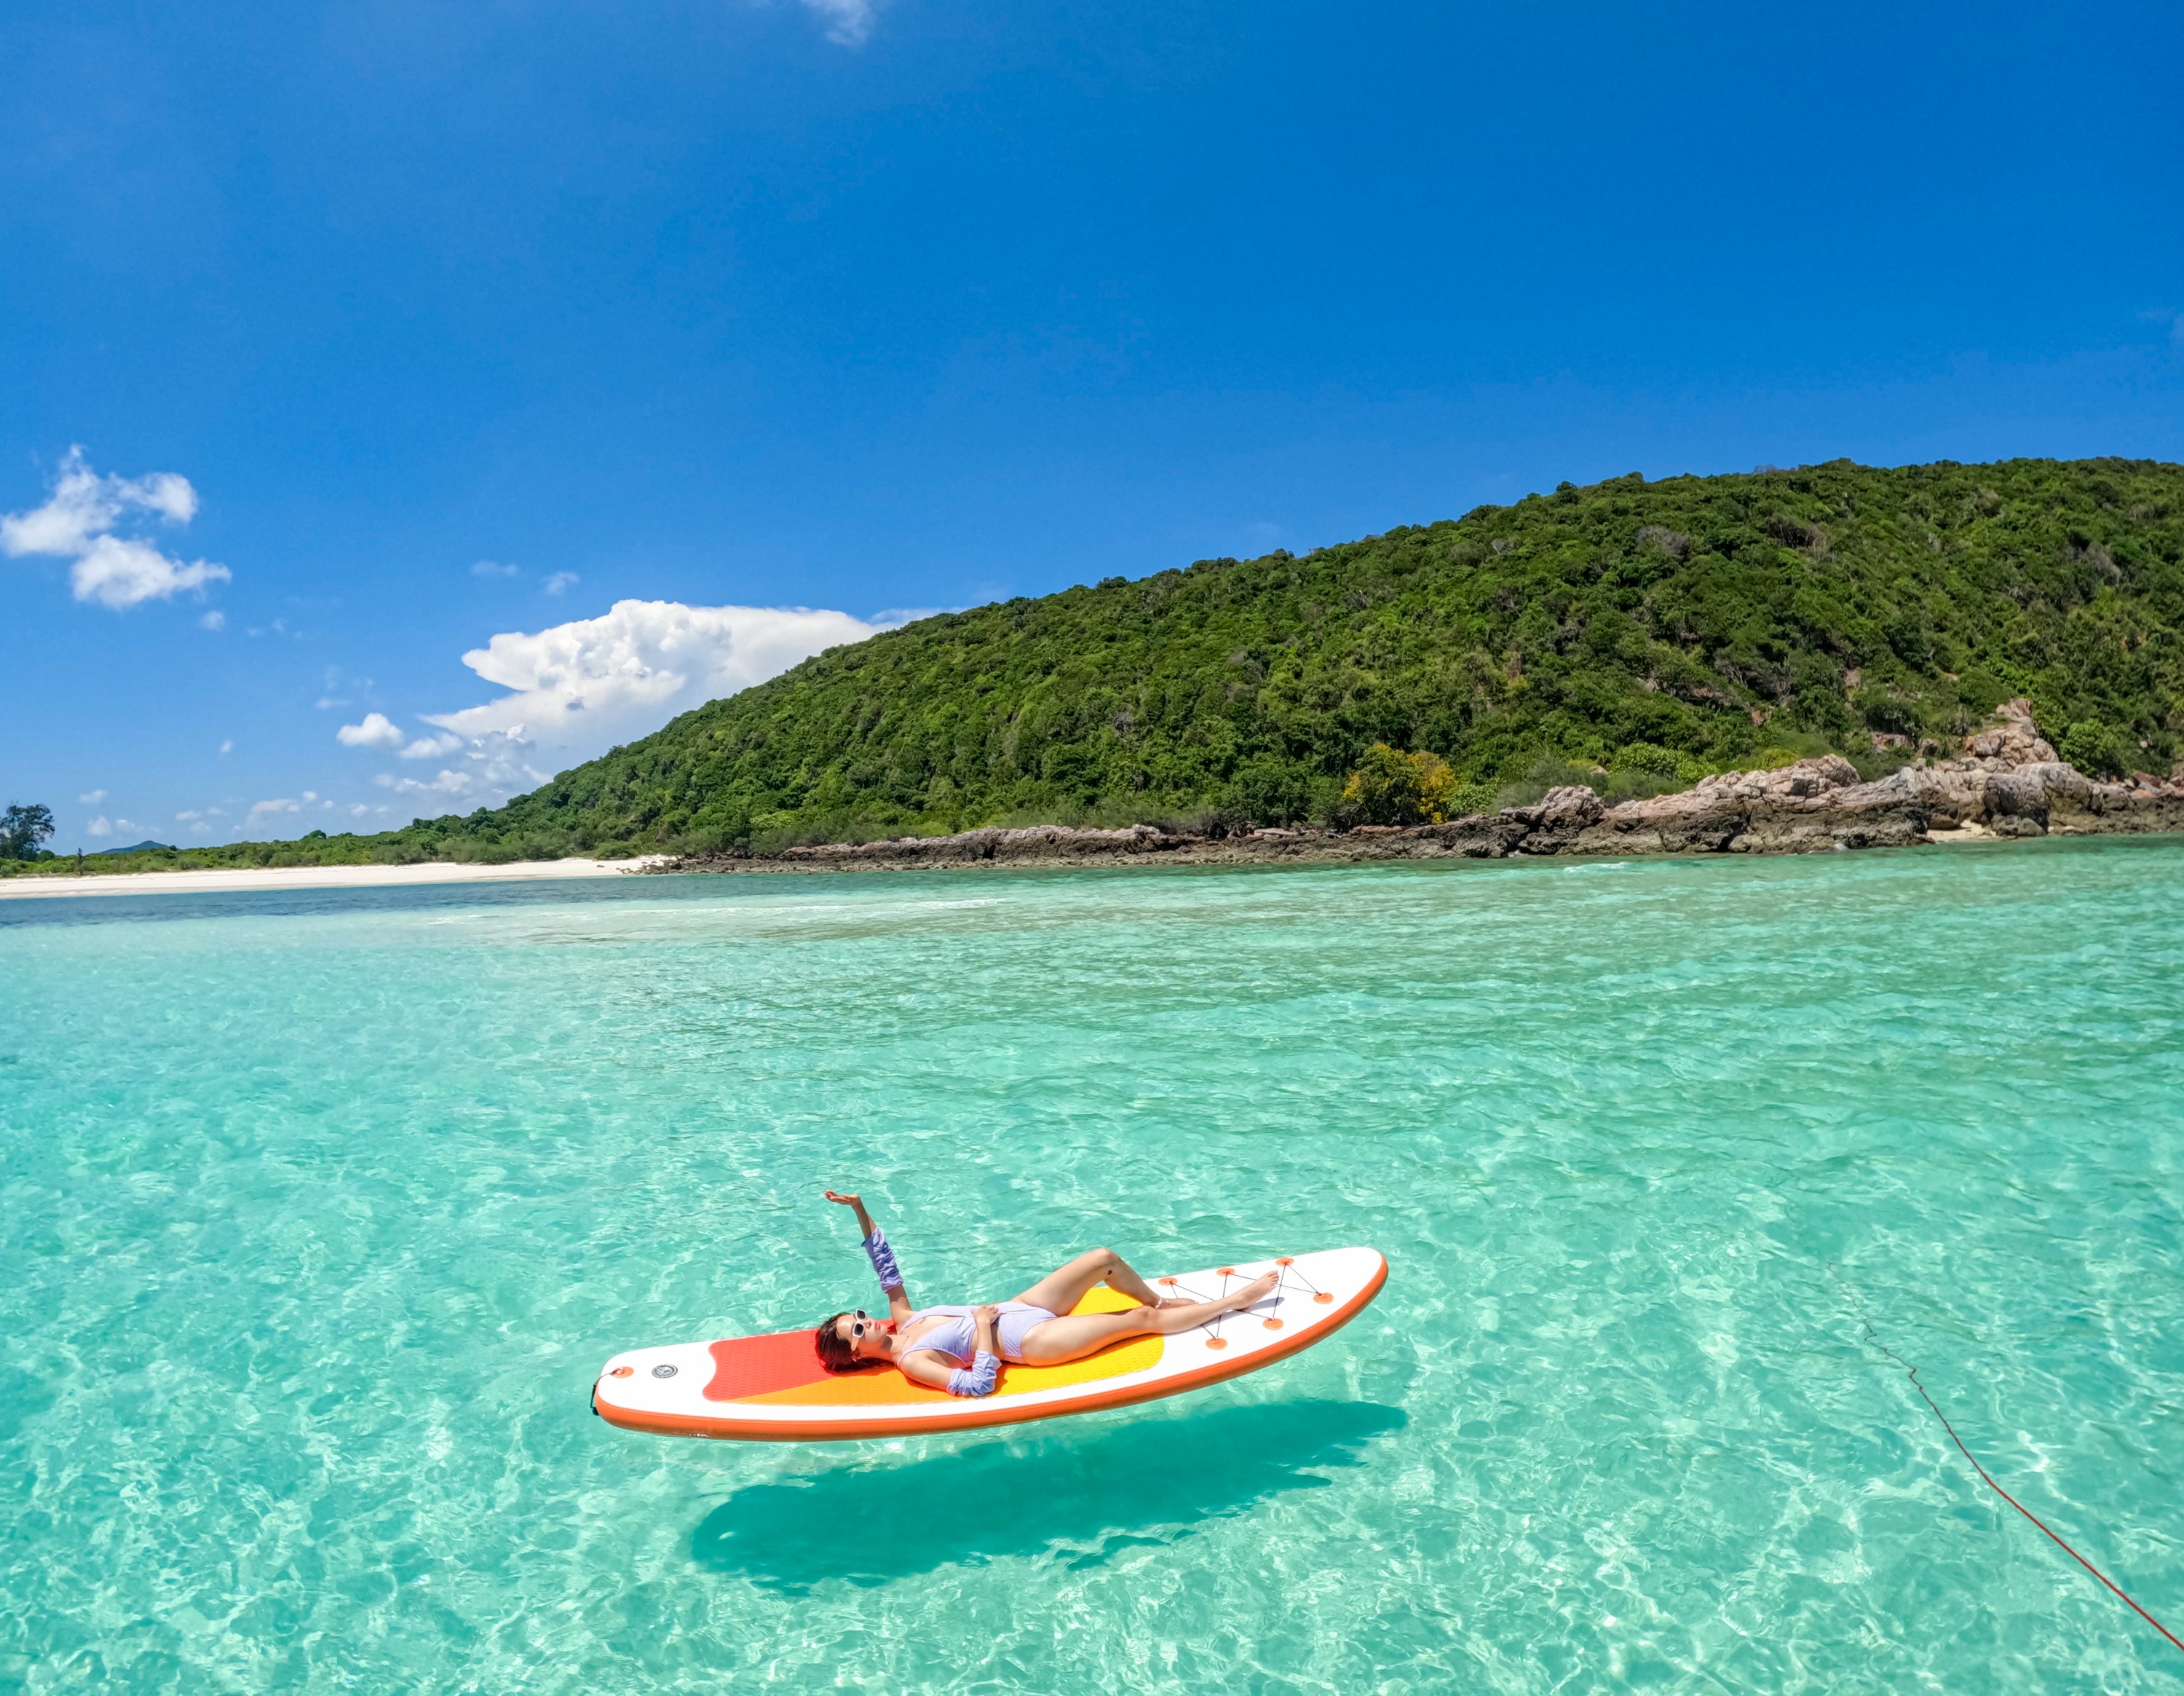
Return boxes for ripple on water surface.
[1,840,2182,1692]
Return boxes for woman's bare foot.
[1226,1271,1278,1310]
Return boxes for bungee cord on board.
[1832,1267,2182,1660]
[1156,1257,1327,1349]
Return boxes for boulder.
[1963,698,2058,766]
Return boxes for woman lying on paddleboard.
[816,1190,1278,1398]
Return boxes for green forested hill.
[15,456,2183,872]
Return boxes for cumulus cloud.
[68,535,229,610]
[337,711,407,749]
[428,599,883,755]
[362,599,888,811]
[1,447,230,610]
[543,571,579,596]
[79,789,106,805]
[800,0,877,46]
[200,610,226,630]
[87,816,112,837]
[399,732,463,760]
[472,559,519,578]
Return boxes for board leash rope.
[1835,1271,2183,1659]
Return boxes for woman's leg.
[1012,1271,1278,1366]
[1010,1247,1164,1316]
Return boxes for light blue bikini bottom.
[906,1300,1058,1365]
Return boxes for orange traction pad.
[702,1286,1155,1406]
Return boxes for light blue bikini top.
[901,1305,978,1365]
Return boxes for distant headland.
[8,456,2180,884]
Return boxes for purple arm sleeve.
[863,1228,903,1292]
[946,1351,1000,1397]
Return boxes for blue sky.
[5,0,2181,849]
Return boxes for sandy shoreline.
[0,856,671,900]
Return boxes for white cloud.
[429,598,882,756]
[68,535,231,610]
[337,711,407,749]
[398,732,463,760]
[0,448,195,553]
[218,739,234,754]
[79,789,106,804]
[245,793,317,829]
[87,816,111,837]
[364,598,887,812]
[1,447,229,610]
[377,766,487,798]
[800,0,877,46]
[200,610,226,630]
[543,571,579,596]
[472,559,519,578]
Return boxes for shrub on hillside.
[1337,744,1459,826]
[2060,720,2132,778]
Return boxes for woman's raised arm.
[825,1189,913,1319]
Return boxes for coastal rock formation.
[769,822,1192,867]
[1853,699,2183,840]
[1569,755,1934,855]
[674,701,2184,875]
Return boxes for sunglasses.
[846,1309,873,1339]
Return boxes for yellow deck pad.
[748,1286,1163,1406]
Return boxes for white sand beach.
[0,856,673,900]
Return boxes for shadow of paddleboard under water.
[690,1398,1406,1593]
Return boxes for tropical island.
[8,455,2180,881]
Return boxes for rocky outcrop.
[1861,698,2184,840]
[1963,698,2059,765]
[767,822,1195,867]
[671,701,2184,875]
[1566,754,1936,855]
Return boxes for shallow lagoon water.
[3,840,2181,1693]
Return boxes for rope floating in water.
[1840,1277,2182,1660]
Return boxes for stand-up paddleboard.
[592,1246,1386,1442]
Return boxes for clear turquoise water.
[3,841,2182,1694]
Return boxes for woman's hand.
[973,1303,1000,1352]
[823,1189,877,1236]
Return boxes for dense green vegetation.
[12,456,2181,877]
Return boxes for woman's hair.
[813,1312,883,1373]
